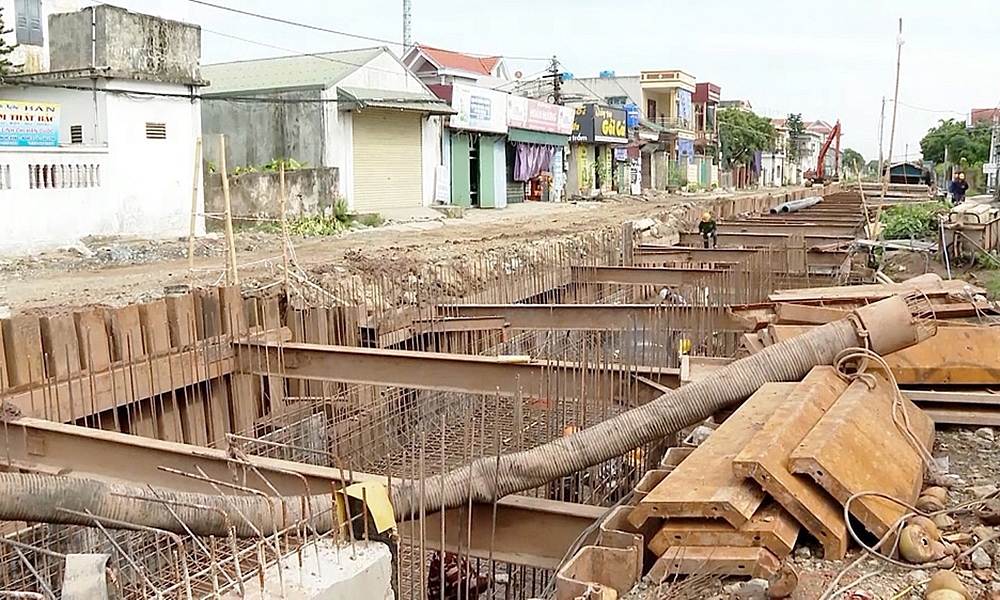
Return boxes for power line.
[187,0,552,61]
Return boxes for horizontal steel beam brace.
[678,231,853,249]
[238,341,678,400]
[634,246,849,268]
[0,417,602,569]
[438,304,748,333]
[715,222,860,237]
[571,265,729,287]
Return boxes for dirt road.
[0,191,770,313]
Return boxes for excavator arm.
[804,120,842,185]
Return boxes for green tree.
[0,8,17,75]
[920,118,990,165]
[718,108,776,167]
[786,113,807,162]
[841,148,865,173]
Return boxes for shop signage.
[508,95,575,135]
[450,84,508,134]
[570,104,628,145]
[0,100,60,147]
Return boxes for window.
[605,96,628,107]
[70,125,83,144]
[14,0,43,46]
[145,122,167,140]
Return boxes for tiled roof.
[416,44,501,76]
[971,108,1000,125]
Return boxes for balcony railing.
[652,116,694,131]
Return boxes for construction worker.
[949,172,969,204]
[699,212,718,248]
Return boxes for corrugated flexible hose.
[390,294,933,519]
[0,473,336,538]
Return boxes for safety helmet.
[701,212,712,222]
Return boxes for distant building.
[970,108,1000,127]
[402,44,510,89]
[719,99,752,111]
[201,47,454,214]
[0,4,205,255]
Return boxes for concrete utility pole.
[990,115,1000,200]
[549,56,562,105]
[881,18,904,200]
[403,0,412,50]
[877,96,886,179]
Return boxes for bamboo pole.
[218,134,239,285]
[187,137,202,281]
[881,18,904,202]
[279,162,290,292]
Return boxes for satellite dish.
[514,70,523,79]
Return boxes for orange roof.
[415,44,501,76]
[771,118,788,128]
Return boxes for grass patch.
[241,199,384,236]
[879,201,951,240]
[358,213,385,227]
[985,272,1000,300]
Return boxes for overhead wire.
[187,0,552,61]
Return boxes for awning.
[338,87,456,115]
[508,128,569,147]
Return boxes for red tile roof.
[971,108,1000,126]
[415,44,501,76]
[771,118,788,128]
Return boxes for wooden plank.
[646,546,780,582]
[648,503,800,559]
[732,367,851,559]
[789,376,935,537]
[39,314,81,379]
[165,294,197,349]
[138,301,172,358]
[2,316,45,387]
[768,279,981,303]
[107,305,145,361]
[774,303,849,325]
[139,300,184,443]
[74,308,112,372]
[194,288,223,340]
[3,344,233,422]
[205,378,232,447]
[218,286,247,337]
[630,383,797,529]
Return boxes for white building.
[201,47,454,213]
[402,44,511,90]
[0,5,204,255]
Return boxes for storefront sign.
[0,100,60,147]
[614,147,629,161]
[570,104,628,145]
[450,84,508,134]
[508,95,575,135]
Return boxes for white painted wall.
[421,115,441,205]
[0,0,78,73]
[0,78,202,255]
[760,152,785,187]
[326,53,446,210]
[491,135,506,208]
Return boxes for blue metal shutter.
[27,0,43,46]
[14,0,29,45]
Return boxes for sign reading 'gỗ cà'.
[0,100,60,147]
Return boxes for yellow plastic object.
[341,481,396,534]
[678,339,692,355]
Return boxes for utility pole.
[547,56,562,105]
[991,115,1000,201]
[881,18,904,200]
[402,0,412,51]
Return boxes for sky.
[92,0,1000,163]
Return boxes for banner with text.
[0,100,60,147]
[450,84,508,134]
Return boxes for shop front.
[445,83,509,208]
[567,104,629,197]
[505,95,575,203]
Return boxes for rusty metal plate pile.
[628,366,935,575]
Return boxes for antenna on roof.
[403,0,412,50]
